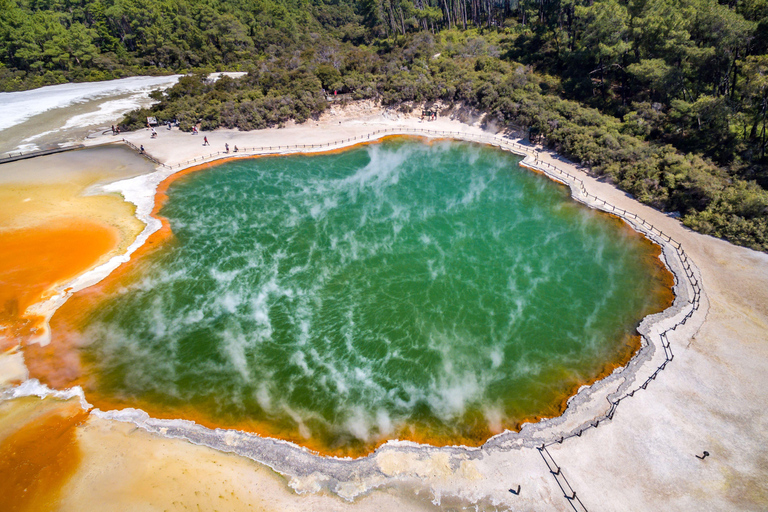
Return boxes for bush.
[117,35,768,252]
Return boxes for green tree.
[742,55,768,159]
[575,0,631,98]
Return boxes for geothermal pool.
[46,139,671,455]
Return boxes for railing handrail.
[150,128,539,170]
[122,127,702,512]
[122,138,162,166]
[0,144,86,164]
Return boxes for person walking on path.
[225,143,229,153]
[203,136,210,146]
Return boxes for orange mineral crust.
[0,398,88,512]
[0,218,120,347]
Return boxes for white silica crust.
[24,163,179,345]
[0,75,181,133]
[2,378,92,411]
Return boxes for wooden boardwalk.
[0,145,85,165]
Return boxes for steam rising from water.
[78,139,666,451]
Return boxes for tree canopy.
[1,0,767,251]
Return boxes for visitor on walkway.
[225,143,229,153]
[203,136,210,146]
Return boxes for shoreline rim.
[4,127,705,500]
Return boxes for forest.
[1,0,767,251]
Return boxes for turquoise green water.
[78,139,669,453]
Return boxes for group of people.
[135,122,238,156]
[421,110,437,121]
[202,138,239,153]
[111,125,120,135]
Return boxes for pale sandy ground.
[2,100,767,511]
[0,145,153,235]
